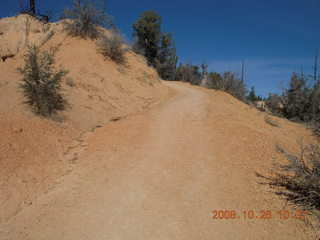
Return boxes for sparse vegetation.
[265,70,320,136]
[265,117,280,127]
[262,51,320,138]
[62,0,113,39]
[98,32,128,64]
[265,93,285,117]
[213,71,247,100]
[257,145,320,219]
[174,65,247,101]
[18,45,68,116]
[247,86,263,102]
[174,62,201,85]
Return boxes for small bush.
[62,0,108,39]
[18,45,68,116]
[210,71,247,100]
[257,145,320,216]
[265,117,280,127]
[265,94,285,116]
[174,63,201,85]
[98,32,128,64]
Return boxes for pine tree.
[284,73,310,121]
[247,86,257,102]
[156,33,178,80]
[132,10,162,67]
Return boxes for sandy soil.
[0,14,319,239]
[0,82,318,239]
[0,14,167,225]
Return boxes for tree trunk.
[30,0,35,15]
[314,49,318,90]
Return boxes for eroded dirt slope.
[1,82,317,240]
[0,14,167,224]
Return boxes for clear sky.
[1,0,319,97]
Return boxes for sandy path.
[0,82,317,239]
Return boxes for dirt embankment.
[1,81,318,240]
[0,14,168,224]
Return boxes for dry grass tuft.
[265,117,280,127]
[97,32,129,64]
[257,144,320,220]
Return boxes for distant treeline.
[265,51,320,136]
[131,10,264,102]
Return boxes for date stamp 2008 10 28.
[211,210,309,220]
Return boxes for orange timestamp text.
[211,210,309,220]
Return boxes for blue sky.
[1,0,319,97]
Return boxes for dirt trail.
[0,82,317,239]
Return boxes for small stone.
[12,127,22,133]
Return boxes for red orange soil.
[1,81,318,239]
[0,14,318,240]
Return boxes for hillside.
[0,14,318,240]
[0,14,167,224]
[1,80,318,239]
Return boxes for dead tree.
[200,61,209,88]
[314,49,318,90]
[241,60,245,83]
[38,10,49,22]
[30,0,35,15]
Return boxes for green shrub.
[208,72,223,89]
[211,71,247,100]
[62,0,110,39]
[18,45,68,116]
[98,32,128,64]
